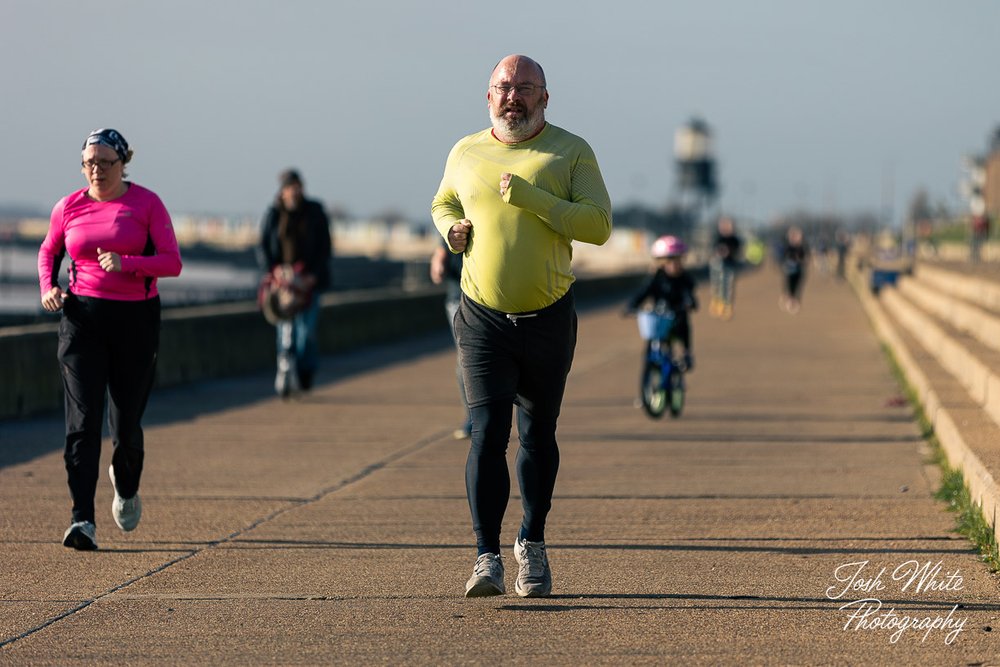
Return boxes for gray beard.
[490,106,545,142]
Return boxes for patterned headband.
[82,128,129,162]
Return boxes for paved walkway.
[2,264,1000,665]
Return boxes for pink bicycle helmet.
[651,235,687,258]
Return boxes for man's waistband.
[462,287,574,325]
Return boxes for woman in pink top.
[38,128,182,551]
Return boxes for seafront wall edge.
[0,272,645,420]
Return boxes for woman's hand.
[97,247,121,272]
[41,286,68,312]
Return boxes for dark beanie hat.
[279,169,302,187]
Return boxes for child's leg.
[673,314,693,370]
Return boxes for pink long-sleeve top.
[38,184,182,301]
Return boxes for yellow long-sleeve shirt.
[431,123,612,313]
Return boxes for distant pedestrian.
[779,226,809,314]
[430,238,472,439]
[709,216,742,320]
[432,54,612,598]
[835,229,851,280]
[37,128,183,550]
[258,169,332,398]
[970,212,991,263]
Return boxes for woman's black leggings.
[58,294,160,524]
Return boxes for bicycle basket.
[637,311,675,340]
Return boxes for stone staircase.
[853,259,1000,536]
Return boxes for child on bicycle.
[625,235,698,371]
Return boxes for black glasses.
[81,158,121,170]
[491,83,544,96]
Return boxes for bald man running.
[432,54,612,598]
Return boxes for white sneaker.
[514,536,552,597]
[62,521,98,551]
[464,553,505,597]
[109,465,142,532]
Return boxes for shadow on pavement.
[0,330,455,470]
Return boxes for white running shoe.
[464,553,505,597]
[514,536,552,597]
[109,465,142,532]
[62,521,98,551]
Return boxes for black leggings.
[785,269,804,299]
[456,291,576,555]
[58,294,160,524]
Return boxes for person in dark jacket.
[778,225,809,314]
[709,216,742,320]
[258,169,332,396]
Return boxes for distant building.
[985,127,1000,220]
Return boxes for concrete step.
[882,281,1000,426]
[854,259,1000,548]
[902,268,1000,354]
[914,262,1000,313]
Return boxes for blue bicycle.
[636,310,686,419]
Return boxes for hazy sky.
[3,0,998,227]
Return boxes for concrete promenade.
[2,265,1000,665]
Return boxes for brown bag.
[258,263,316,325]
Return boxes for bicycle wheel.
[668,367,685,418]
[641,361,667,419]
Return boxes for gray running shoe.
[514,536,552,597]
[465,553,505,597]
[109,465,142,532]
[62,521,98,551]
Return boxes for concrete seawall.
[0,272,645,420]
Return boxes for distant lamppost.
[673,117,718,228]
